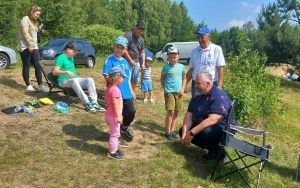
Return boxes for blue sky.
[175,0,277,31]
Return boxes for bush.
[224,49,282,127]
[79,24,124,55]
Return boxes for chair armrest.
[231,125,267,136]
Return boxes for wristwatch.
[189,130,195,137]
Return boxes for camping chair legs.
[211,147,268,188]
[48,87,72,105]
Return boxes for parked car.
[0,45,17,69]
[138,48,154,62]
[145,48,154,59]
[155,41,199,64]
[39,38,96,68]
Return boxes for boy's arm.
[128,78,136,99]
[179,74,187,96]
[160,73,165,89]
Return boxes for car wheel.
[86,57,95,68]
[0,52,9,69]
[157,58,163,63]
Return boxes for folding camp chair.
[39,59,79,104]
[211,101,273,188]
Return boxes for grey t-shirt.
[124,31,145,62]
[17,16,38,52]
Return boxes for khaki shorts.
[164,93,183,111]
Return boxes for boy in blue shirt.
[160,47,187,140]
[102,36,136,146]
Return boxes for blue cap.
[167,47,179,54]
[195,26,211,35]
[114,36,128,48]
[109,66,128,78]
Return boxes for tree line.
[1,0,300,65]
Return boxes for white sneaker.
[26,85,36,92]
[38,85,50,93]
[143,99,148,103]
[149,99,154,104]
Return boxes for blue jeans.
[179,124,225,154]
[131,62,140,83]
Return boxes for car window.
[83,41,91,49]
[162,45,173,53]
[50,39,68,47]
[75,41,84,50]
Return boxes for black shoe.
[121,127,134,139]
[116,149,125,157]
[107,150,124,160]
[118,137,128,148]
[164,132,175,141]
[171,131,180,140]
[202,151,217,160]
[218,149,227,164]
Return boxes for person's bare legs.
[165,110,175,133]
[131,82,137,94]
[149,91,152,99]
[170,110,178,132]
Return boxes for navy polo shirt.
[187,85,236,128]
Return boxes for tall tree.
[0,0,31,48]
[132,0,172,51]
[277,0,300,24]
[110,0,137,32]
[82,0,113,26]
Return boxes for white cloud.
[254,6,261,13]
[227,19,246,27]
[227,17,253,28]
[241,1,250,8]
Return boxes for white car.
[0,45,17,69]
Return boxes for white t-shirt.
[189,43,226,82]
[17,16,38,52]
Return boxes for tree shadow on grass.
[167,141,211,178]
[280,77,300,92]
[62,124,109,155]
[0,76,24,89]
[133,120,165,137]
[167,142,253,187]
[266,160,299,181]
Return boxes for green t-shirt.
[55,54,78,84]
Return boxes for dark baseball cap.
[64,41,77,50]
[135,22,146,29]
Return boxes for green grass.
[0,54,300,187]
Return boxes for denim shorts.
[141,79,153,92]
[131,62,140,83]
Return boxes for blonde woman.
[18,5,49,92]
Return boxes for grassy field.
[0,57,300,188]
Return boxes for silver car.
[0,45,17,69]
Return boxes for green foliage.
[224,49,282,127]
[79,24,124,55]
